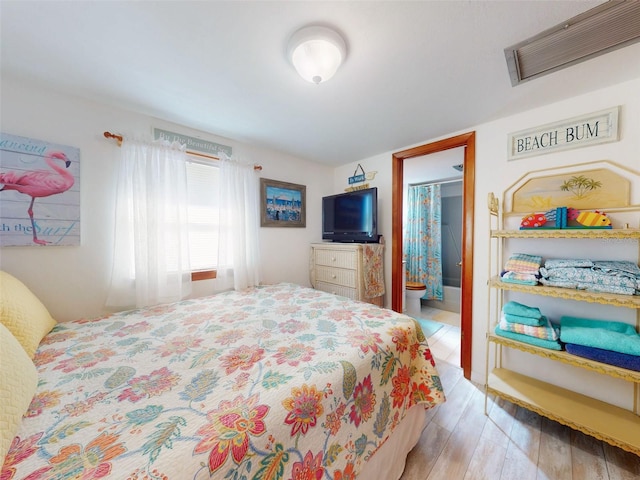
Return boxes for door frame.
[391,131,475,379]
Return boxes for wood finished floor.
[400,309,640,480]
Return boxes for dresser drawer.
[315,266,357,288]
[314,249,357,269]
[314,281,358,300]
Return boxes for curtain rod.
[103,131,262,171]
[409,177,462,187]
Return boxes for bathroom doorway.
[405,174,463,320]
[391,132,475,380]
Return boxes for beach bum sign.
[508,106,619,161]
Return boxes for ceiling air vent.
[505,0,640,86]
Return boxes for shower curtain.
[404,184,443,300]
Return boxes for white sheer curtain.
[106,138,192,308]
[214,156,261,291]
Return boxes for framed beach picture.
[260,178,306,227]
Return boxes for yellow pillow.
[0,271,56,358]
[0,323,39,464]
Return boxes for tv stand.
[310,243,384,307]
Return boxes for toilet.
[405,281,427,316]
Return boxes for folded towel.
[565,343,640,372]
[577,283,636,296]
[539,278,579,289]
[560,316,640,356]
[539,266,637,292]
[500,271,539,285]
[494,325,562,350]
[502,301,543,320]
[545,258,593,269]
[540,278,636,295]
[500,315,558,341]
[592,260,640,277]
[504,253,543,275]
[503,313,544,327]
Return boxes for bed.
[1,275,445,480]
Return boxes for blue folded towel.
[560,316,640,356]
[494,325,562,351]
[565,343,640,372]
[502,301,543,320]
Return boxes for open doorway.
[391,132,475,379]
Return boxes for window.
[186,154,219,280]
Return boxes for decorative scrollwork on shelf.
[489,277,640,308]
[491,229,640,239]
[488,192,499,216]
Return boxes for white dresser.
[310,243,384,306]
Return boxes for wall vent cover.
[505,0,640,86]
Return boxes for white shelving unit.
[485,193,640,455]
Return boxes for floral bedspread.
[2,283,444,480]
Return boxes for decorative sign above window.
[507,106,619,161]
[153,128,232,158]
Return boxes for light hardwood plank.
[570,430,609,480]
[482,395,518,449]
[431,372,475,432]
[500,406,542,480]
[432,356,463,393]
[401,421,452,480]
[603,442,640,480]
[463,436,507,480]
[536,417,573,480]
[426,388,488,480]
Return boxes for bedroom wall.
[0,75,334,322]
[336,76,640,397]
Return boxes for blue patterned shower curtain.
[404,184,443,300]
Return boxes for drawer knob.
[331,274,337,279]
[331,257,336,262]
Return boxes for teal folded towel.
[500,274,538,286]
[560,316,640,356]
[502,301,543,319]
[494,325,562,350]
[504,313,544,327]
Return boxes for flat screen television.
[322,187,380,243]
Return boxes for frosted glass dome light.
[288,26,346,84]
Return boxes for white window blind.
[186,157,219,271]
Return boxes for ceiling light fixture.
[287,25,346,84]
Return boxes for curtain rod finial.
[104,131,123,146]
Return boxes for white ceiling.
[2,1,639,166]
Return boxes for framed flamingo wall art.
[0,132,80,246]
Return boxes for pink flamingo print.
[0,151,75,245]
